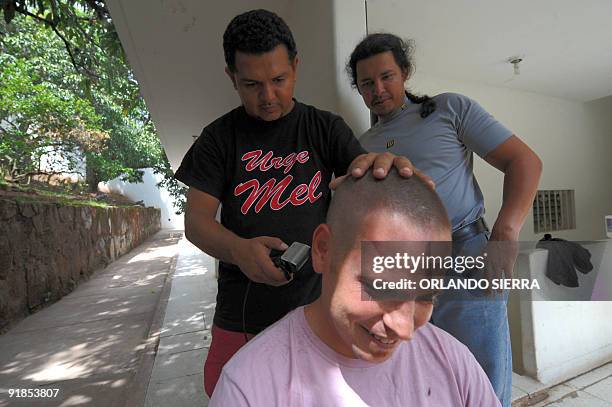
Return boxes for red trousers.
[204,325,255,397]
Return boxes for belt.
[452,218,488,242]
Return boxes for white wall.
[585,95,612,235]
[286,0,369,135]
[511,242,612,384]
[285,0,338,113]
[409,73,612,241]
[101,168,184,229]
[38,146,85,183]
[330,0,370,136]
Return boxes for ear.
[290,55,299,81]
[401,67,409,82]
[225,66,237,90]
[311,223,331,275]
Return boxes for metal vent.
[533,190,576,233]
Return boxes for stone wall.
[0,200,161,331]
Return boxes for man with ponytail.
[348,33,542,407]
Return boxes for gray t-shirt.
[360,93,512,230]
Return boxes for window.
[533,190,576,233]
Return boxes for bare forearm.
[492,154,542,239]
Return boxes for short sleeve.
[174,128,227,200]
[450,94,513,158]
[209,372,251,407]
[329,117,366,176]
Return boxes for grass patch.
[0,180,139,209]
[0,194,133,208]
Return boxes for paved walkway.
[143,235,216,407]
[0,230,182,407]
[512,363,612,406]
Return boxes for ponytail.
[406,92,436,118]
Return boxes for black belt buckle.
[452,218,488,242]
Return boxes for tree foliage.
[1,51,108,180]
[0,1,186,213]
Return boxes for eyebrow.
[238,69,289,83]
[359,70,394,84]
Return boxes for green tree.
[0,54,107,181]
[0,2,186,212]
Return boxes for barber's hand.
[329,152,435,190]
[483,228,519,295]
[231,237,290,286]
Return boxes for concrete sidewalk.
[143,235,217,407]
[0,230,182,407]
[512,364,612,406]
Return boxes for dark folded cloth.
[536,234,593,287]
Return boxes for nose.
[373,79,385,97]
[260,83,275,104]
[381,301,416,340]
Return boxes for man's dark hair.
[347,33,436,118]
[223,9,297,72]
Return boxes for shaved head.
[306,171,451,362]
[326,171,450,255]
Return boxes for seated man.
[209,171,501,406]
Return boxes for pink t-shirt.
[209,307,501,406]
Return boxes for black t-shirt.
[175,101,365,333]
